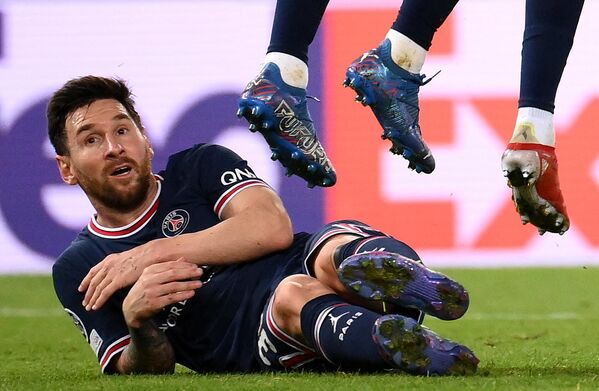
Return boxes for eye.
[116,127,128,135]
[85,136,98,145]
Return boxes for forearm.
[172,208,293,265]
[111,320,175,374]
[167,208,293,266]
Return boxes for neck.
[94,178,159,228]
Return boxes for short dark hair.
[47,76,144,155]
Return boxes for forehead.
[66,99,132,134]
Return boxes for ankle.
[385,29,427,73]
[509,107,555,146]
[264,52,309,89]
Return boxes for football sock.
[391,0,459,51]
[510,107,555,147]
[264,52,309,89]
[519,0,584,113]
[267,0,330,64]
[385,30,427,73]
[300,294,388,369]
[332,236,421,268]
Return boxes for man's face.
[56,99,154,213]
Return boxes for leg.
[262,274,478,375]
[313,234,469,320]
[238,0,336,188]
[344,0,459,174]
[501,0,585,235]
[266,0,330,66]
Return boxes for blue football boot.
[238,63,337,188]
[338,251,469,321]
[344,39,436,174]
[373,314,479,376]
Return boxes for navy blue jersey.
[52,143,276,372]
[53,145,412,374]
[158,234,309,372]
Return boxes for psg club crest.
[162,209,190,237]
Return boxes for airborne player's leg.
[501,0,585,235]
[238,0,336,188]
[344,0,459,174]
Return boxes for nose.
[105,135,124,157]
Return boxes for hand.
[79,240,165,311]
[123,259,203,328]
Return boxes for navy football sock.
[391,0,459,50]
[267,0,330,63]
[332,236,421,268]
[300,294,387,369]
[519,0,585,112]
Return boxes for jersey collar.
[87,176,162,239]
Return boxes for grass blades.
[1,268,598,390]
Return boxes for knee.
[273,275,318,316]
[272,275,334,335]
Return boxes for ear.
[55,155,78,185]
[144,134,154,158]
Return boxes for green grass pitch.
[1,268,599,390]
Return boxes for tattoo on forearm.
[119,321,175,374]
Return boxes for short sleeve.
[52,258,130,373]
[193,144,270,218]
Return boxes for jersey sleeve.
[52,256,130,373]
[193,144,271,218]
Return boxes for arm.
[81,186,293,310]
[108,260,203,374]
[109,321,175,375]
[159,185,294,265]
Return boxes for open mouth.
[111,165,132,176]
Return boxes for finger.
[145,261,203,281]
[87,271,114,311]
[89,278,118,311]
[82,266,107,307]
[156,280,203,297]
[145,259,199,274]
[155,289,197,309]
[87,260,201,310]
[141,268,202,292]
[154,266,203,284]
[79,264,100,292]
[86,261,192,309]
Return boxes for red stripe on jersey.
[100,336,131,371]
[279,351,319,369]
[88,180,162,238]
[213,179,268,218]
[89,200,159,237]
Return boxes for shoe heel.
[344,69,377,106]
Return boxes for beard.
[78,152,154,214]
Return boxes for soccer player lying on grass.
[49,76,479,376]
